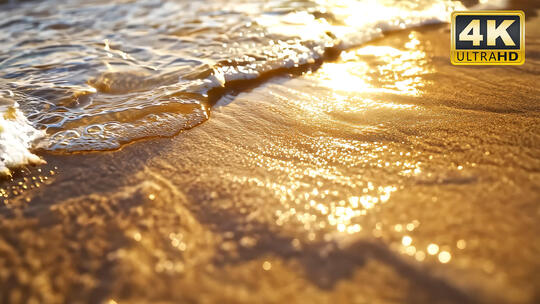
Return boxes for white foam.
[259,0,466,50]
[0,102,45,175]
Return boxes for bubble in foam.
[0,91,45,175]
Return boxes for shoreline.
[1,10,539,304]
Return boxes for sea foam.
[0,98,45,175]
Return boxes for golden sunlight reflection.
[427,243,440,255]
[0,167,57,205]
[396,237,460,264]
[235,137,425,241]
[259,0,462,45]
[221,25,447,266]
[226,33,436,244]
[318,0,460,30]
[310,32,430,97]
[438,251,452,263]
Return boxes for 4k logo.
[451,11,525,65]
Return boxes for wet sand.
[1,12,539,304]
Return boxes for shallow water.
[0,0,465,170]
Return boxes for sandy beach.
[1,1,539,303]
